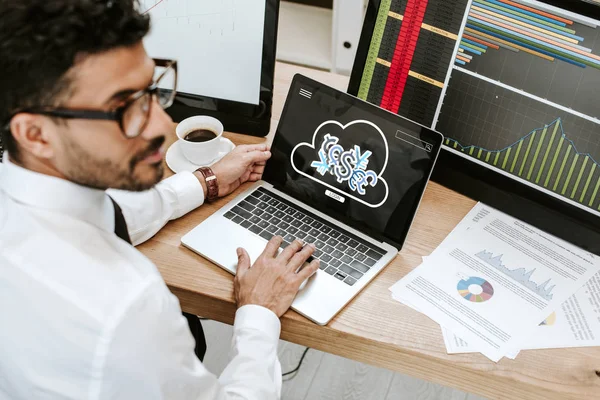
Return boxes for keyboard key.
[340,264,363,279]
[318,233,329,241]
[249,216,261,224]
[241,220,252,229]
[246,196,260,205]
[329,230,341,239]
[355,253,367,262]
[310,220,323,229]
[296,231,307,239]
[285,208,296,215]
[252,209,265,217]
[261,214,272,222]
[251,191,264,199]
[325,266,337,275]
[284,234,296,243]
[315,240,326,249]
[232,216,244,224]
[332,250,344,259]
[336,243,348,252]
[319,226,332,234]
[319,262,327,270]
[276,203,287,211]
[321,254,333,262]
[305,236,317,244]
[260,231,274,241]
[347,239,360,248]
[330,259,342,268]
[365,258,376,267]
[224,211,235,219]
[268,199,279,206]
[357,244,369,253]
[280,240,291,249]
[366,249,383,261]
[344,277,357,286]
[350,260,369,273]
[323,245,335,254]
[239,201,255,212]
[345,248,357,257]
[282,215,294,223]
[326,238,339,247]
[338,235,350,244]
[280,222,290,230]
[334,272,347,281]
[341,255,353,264]
[232,206,252,220]
[271,218,281,226]
[291,219,302,228]
[266,205,277,213]
[294,211,306,220]
[256,202,268,210]
[309,229,321,237]
[288,227,299,235]
[249,225,262,234]
[266,225,278,233]
[258,220,270,229]
[299,224,311,232]
[276,229,287,237]
[303,216,314,224]
[275,211,285,219]
[314,249,323,258]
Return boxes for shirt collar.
[0,153,115,233]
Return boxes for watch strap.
[197,167,219,202]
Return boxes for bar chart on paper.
[437,0,600,214]
[140,0,266,104]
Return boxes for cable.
[282,347,310,378]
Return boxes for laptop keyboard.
[223,187,386,286]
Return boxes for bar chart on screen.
[140,0,266,104]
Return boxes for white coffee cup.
[176,116,226,166]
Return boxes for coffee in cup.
[176,116,226,166]
[184,129,218,143]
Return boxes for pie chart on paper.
[457,277,494,303]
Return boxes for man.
[0,1,319,399]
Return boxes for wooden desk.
[139,62,600,400]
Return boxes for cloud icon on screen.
[290,120,390,208]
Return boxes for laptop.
[181,74,443,325]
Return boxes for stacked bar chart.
[357,0,470,126]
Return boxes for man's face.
[47,43,173,191]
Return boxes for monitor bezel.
[347,0,600,255]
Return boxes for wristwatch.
[196,167,219,202]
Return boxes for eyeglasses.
[8,58,178,139]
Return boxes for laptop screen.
[263,75,443,248]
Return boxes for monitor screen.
[349,0,600,219]
[263,75,442,248]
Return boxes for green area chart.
[446,118,600,211]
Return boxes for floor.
[202,319,487,400]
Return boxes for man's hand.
[234,237,320,317]
[210,144,271,197]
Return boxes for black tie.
[108,196,207,361]
[110,197,132,244]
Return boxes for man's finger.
[277,239,304,263]
[252,164,266,174]
[244,149,271,165]
[248,172,262,182]
[236,248,251,276]
[261,236,283,259]
[239,144,270,153]
[295,259,320,282]
[287,243,316,270]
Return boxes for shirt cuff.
[234,305,281,341]
[161,171,205,219]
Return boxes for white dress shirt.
[0,155,282,400]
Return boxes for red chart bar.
[380,0,429,113]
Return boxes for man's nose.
[141,99,174,140]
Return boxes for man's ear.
[9,113,57,160]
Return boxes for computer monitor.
[349,0,600,254]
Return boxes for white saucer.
[165,138,235,173]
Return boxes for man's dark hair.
[0,0,150,162]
